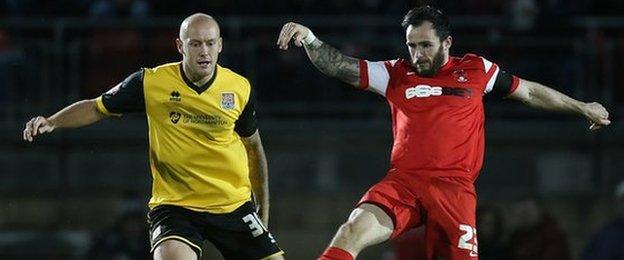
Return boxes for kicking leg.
[319,203,393,259]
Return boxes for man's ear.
[176,38,184,55]
[443,36,453,51]
[218,37,223,53]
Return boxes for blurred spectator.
[0,0,36,16]
[581,181,624,260]
[85,191,150,260]
[89,0,150,19]
[508,0,539,31]
[477,205,505,260]
[504,198,571,260]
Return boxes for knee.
[337,221,362,241]
[153,239,197,260]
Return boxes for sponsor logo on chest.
[405,84,473,99]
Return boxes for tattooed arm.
[277,22,360,87]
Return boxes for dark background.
[1,0,623,259]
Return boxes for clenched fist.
[23,116,55,142]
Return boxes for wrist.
[46,116,58,130]
[301,30,317,45]
[576,102,588,116]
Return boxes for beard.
[414,45,446,77]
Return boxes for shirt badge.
[452,69,469,83]
[220,92,236,110]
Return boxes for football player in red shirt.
[277,5,610,260]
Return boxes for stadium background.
[1,0,623,259]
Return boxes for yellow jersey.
[95,62,258,213]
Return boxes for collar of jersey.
[437,57,455,73]
[179,63,217,95]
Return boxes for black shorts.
[147,201,283,259]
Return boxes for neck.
[182,62,214,86]
[441,53,450,66]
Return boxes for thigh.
[148,205,204,258]
[357,175,424,239]
[424,178,478,260]
[203,201,284,260]
[153,239,198,260]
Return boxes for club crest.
[220,92,236,110]
[452,69,469,83]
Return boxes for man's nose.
[413,48,424,59]
[200,44,209,55]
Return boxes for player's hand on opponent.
[583,102,610,131]
[277,22,313,50]
[23,116,55,142]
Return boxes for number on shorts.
[243,213,265,237]
[458,224,478,255]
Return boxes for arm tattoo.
[304,39,360,87]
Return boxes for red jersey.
[359,54,519,181]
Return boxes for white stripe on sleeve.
[482,57,493,72]
[367,61,390,96]
[484,65,500,94]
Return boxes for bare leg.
[326,203,394,258]
[153,239,198,260]
[265,254,285,259]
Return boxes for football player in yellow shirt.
[23,13,284,260]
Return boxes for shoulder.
[218,65,251,87]
[455,53,494,72]
[144,62,180,75]
[373,58,409,74]
[387,58,408,69]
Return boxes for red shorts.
[358,173,478,260]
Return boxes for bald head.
[179,13,220,40]
[176,13,223,84]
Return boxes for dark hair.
[401,6,451,40]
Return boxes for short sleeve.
[96,70,145,116]
[359,59,399,97]
[234,85,258,137]
[481,57,520,98]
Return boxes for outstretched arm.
[23,99,107,142]
[277,22,360,87]
[507,78,611,130]
[241,130,270,227]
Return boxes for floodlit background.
[1,0,623,259]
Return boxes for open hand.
[276,22,312,50]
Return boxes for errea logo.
[405,85,473,99]
[169,91,181,102]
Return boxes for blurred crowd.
[0,0,622,17]
[387,181,624,260]
[88,181,624,260]
[1,0,623,111]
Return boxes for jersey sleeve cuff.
[95,96,122,117]
[358,59,369,90]
[507,75,520,96]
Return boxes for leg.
[322,203,394,259]
[264,254,285,260]
[148,206,204,260]
[153,239,198,260]
[424,177,478,260]
[204,202,284,259]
